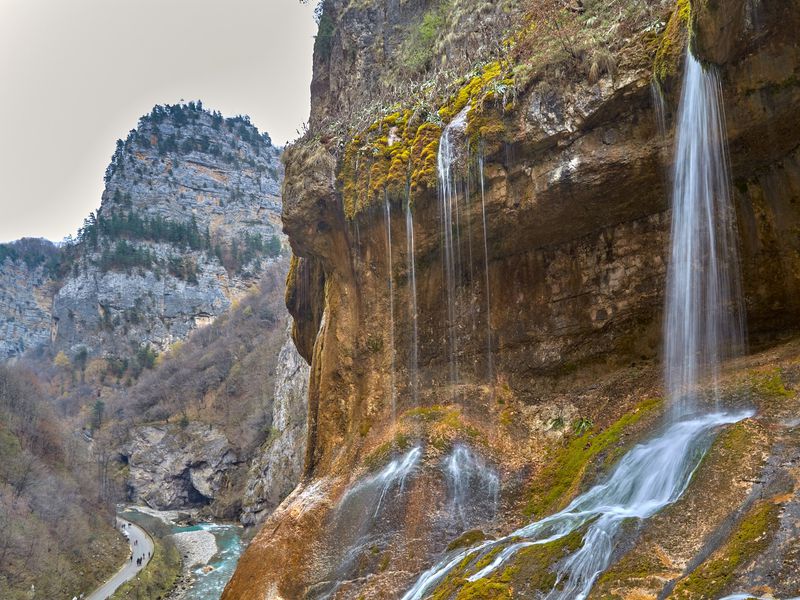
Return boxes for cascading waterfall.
[664,53,745,418]
[438,111,495,392]
[337,445,421,518]
[406,195,420,405]
[385,193,397,420]
[437,109,469,396]
[403,51,749,600]
[444,445,499,527]
[651,79,668,137]
[320,446,423,600]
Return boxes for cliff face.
[240,332,310,526]
[0,103,283,363]
[125,422,240,509]
[225,0,800,598]
[0,239,60,360]
[109,260,309,524]
[51,103,284,360]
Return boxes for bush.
[400,5,446,73]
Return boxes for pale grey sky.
[0,0,317,243]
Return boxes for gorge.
[2,0,800,599]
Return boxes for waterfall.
[478,151,494,385]
[651,79,668,137]
[385,193,397,420]
[444,445,499,528]
[406,196,419,406]
[321,446,423,600]
[664,53,745,417]
[339,445,422,518]
[403,51,749,600]
[437,109,469,396]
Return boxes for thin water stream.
[437,109,469,395]
[477,152,493,384]
[385,193,397,419]
[445,445,499,528]
[406,195,419,405]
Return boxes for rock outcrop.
[240,331,310,526]
[0,103,311,528]
[224,0,800,598]
[124,423,240,509]
[0,239,60,360]
[0,102,284,364]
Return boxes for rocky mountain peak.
[0,102,286,364]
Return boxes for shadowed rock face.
[224,1,800,598]
[240,333,310,526]
[0,245,59,360]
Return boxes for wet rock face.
[125,423,240,509]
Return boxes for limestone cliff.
[0,102,283,364]
[52,102,284,360]
[1,103,310,528]
[225,0,800,598]
[110,261,310,524]
[240,331,310,526]
[124,422,240,509]
[0,239,60,359]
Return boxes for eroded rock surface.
[125,423,239,509]
[240,333,310,526]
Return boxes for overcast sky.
[0,0,317,243]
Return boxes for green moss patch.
[748,367,794,399]
[430,528,585,599]
[362,431,414,471]
[339,109,443,218]
[448,529,491,551]
[654,0,691,82]
[669,500,781,599]
[525,397,662,518]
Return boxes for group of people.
[121,521,151,568]
[129,550,150,567]
[132,553,148,567]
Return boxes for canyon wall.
[225,0,800,598]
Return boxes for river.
[121,506,244,600]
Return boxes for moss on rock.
[654,0,691,82]
[669,499,781,598]
[525,397,663,518]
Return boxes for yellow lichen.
[339,109,444,219]
[654,0,691,82]
[337,61,516,219]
